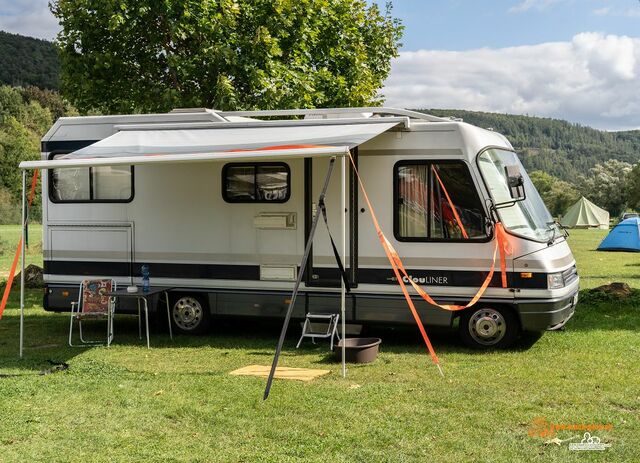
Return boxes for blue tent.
[597,217,640,252]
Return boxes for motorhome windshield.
[478,148,557,242]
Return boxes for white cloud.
[382,32,640,130]
[509,0,568,13]
[0,0,59,41]
[588,5,640,18]
[624,7,640,18]
[593,7,611,16]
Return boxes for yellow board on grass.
[230,365,330,382]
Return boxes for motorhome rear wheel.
[171,294,211,334]
[458,306,519,349]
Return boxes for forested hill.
[420,109,640,181]
[0,31,59,90]
[0,29,637,182]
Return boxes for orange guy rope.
[494,222,512,288]
[431,165,469,239]
[349,153,510,374]
[0,170,39,319]
[348,154,443,373]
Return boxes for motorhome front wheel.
[459,306,519,349]
[171,295,211,334]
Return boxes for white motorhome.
[35,107,578,348]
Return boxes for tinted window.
[223,163,290,203]
[50,154,133,203]
[395,161,487,241]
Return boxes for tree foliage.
[624,163,640,213]
[424,109,640,183]
[51,0,403,113]
[577,160,632,217]
[20,86,79,121]
[529,170,579,217]
[0,31,60,90]
[0,86,78,222]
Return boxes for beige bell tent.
[560,197,609,229]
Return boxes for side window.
[51,166,90,201]
[395,161,487,241]
[92,166,133,200]
[50,154,133,203]
[223,163,290,203]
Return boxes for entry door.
[306,155,357,287]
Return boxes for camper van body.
[39,108,579,348]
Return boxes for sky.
[1,0,640,130]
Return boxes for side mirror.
[505,165,525,200]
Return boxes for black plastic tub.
[334,337,382,364]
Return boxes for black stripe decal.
[44,260,548,289]
[45,260,131,277]
[44,261,260,280]
[316,267,547,288]
[41,140,100,152]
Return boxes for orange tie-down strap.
[225,144,332,152]
[0,170,39,320]
[348,154,511,373]
[431,165,469,239]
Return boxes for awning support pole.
[263,157,337,401]
[19,170,26,358]
[340,154,346,378]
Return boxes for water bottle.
[141,264,150,292]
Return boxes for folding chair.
[296,313,340,350]
[69,279,116,347]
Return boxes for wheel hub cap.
[468,308,506,346]
[173,297,203,331]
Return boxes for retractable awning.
[19,119,403,169]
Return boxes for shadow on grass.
[0,311,153,375]
[1,287,637,376]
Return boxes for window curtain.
[398,165,429,238]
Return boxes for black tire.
[170,293,211,335]
[458,305,519,349]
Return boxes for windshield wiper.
[546,223,557,245]
[545,221,567,245]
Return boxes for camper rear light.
[547,272,564,290]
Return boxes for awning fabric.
[20,120,400,169]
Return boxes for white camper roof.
[21,119,403,169]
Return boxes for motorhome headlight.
[547,272,564,290]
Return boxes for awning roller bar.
[19,146,349,170]
[22,119,400,170]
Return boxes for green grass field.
[0,227,638,462]
[0,224,43,279]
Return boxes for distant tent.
[560,197,609,229]
[597,218,640,252]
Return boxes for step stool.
[296,313,340,350]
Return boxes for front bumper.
[516,290,579,331]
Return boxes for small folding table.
[106,287,174,348]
